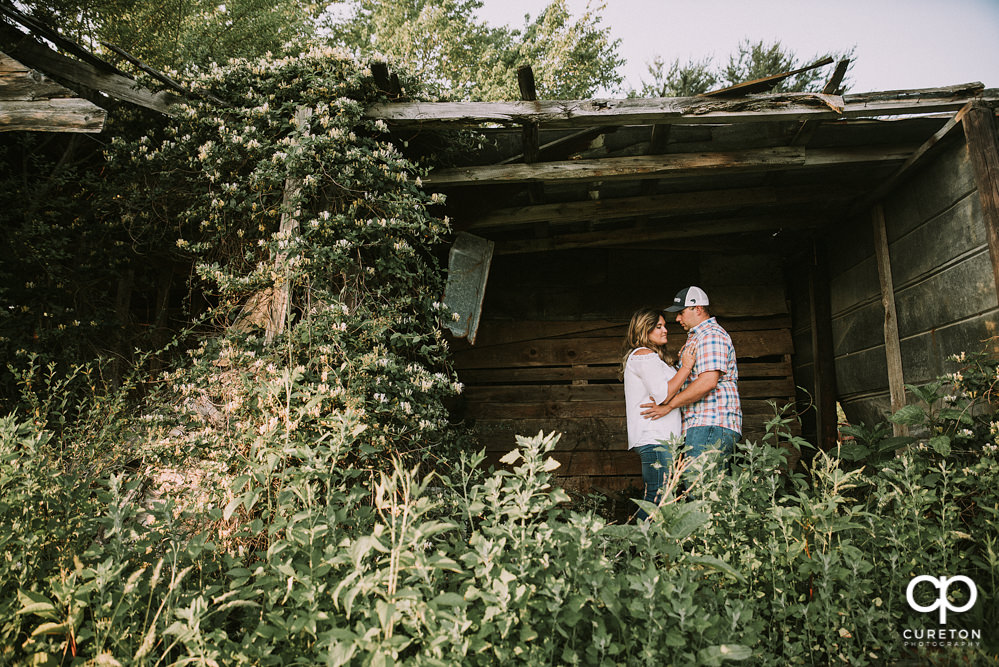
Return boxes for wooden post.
[808,239,838,448]
[871,203,907,434]
[230,107,312,342]
[265,106,312,344]
[517,65,540,165]
[517,65,546,236]
[961,104,999,299]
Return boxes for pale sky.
[476,0,999,95]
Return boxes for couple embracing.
[622,286,742,519]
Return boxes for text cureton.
[902,628,982,640]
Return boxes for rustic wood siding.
[450,248,795,494]
[822,137,999,427]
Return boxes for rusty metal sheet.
[443,232,494,344]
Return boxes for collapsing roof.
[365,71,998,256]
[0,5,182,125]
[366,65,999,464]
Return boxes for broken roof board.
[0,51,105,132]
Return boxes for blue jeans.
[635,443,673,520]
[684,425,739,466]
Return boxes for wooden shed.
[368,77,999,493]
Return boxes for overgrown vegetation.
[2,46,998,666]
[3,347,997,664]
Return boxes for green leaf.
[432,592,467,607]
[31,622,69,637]
[17,590,58,619]
[906,381,943,405]
[929,435,951,456]
[686,554,746,582]
[939,408,974,424]
[223,496,243,521]
[328,641,357,667]
[697,644,754,665]
[879,435,915,452]
[631,499,659,518]
[835,443,869,462]
[890,404,926,426]
[668,506,710,539]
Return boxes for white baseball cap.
[665,286,710,312]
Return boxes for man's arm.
[640,370,721,420]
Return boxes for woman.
[623,308,694,519]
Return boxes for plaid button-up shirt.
[681,317,742,435]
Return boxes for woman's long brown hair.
[621,307,670,373]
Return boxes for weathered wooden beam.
[0,23,179,114]
[0,52,105,132]
[518,66,540,163]
[702,57,833,97]
[853,102,974,212]
[516,65,545,217]
[427,145,915,187]
[871,203,907,434]
[99,41,226,107]
[370,60,402,99]
[366,83,986,130]
[449,315,792,351]
[492,214,828,255]
[462,183,859,230]
[0,98,105,132]
[790,59,851,146]
[496,127,611,165]
[101,42,187,95]
[633,122,673,226]
[822,59,851,95]
[961,104,999,300]
[452,329,793,370]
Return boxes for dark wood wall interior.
[793,135,999,428]
[449,247,796,494]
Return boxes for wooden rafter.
[517,64,545,215]
[426,145,916,187]
[0,4,125,76]
[366,84,987,130]
[701,57,833,97]
[462,183,861,230]
[496,126,611,165]
[0,22,179,114]
[852,102,975,213]
[492,213,829,255]
[790,59,852,146]
[822,59,851,95]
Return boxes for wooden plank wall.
[815,136,999,427]
[448,248,797,494]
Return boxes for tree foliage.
[634,39,854,97]
[323,0,624,100]
[11,0,325,71]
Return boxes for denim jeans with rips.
[634,442,672,521]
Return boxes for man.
[641,286,742,460]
